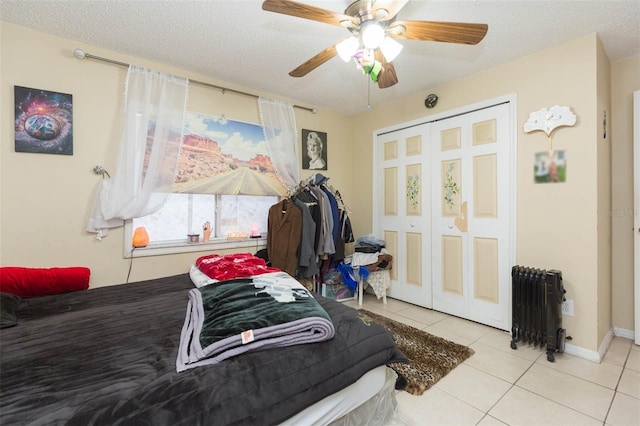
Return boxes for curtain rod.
[73,48,317,114]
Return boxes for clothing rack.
[324,183,349,213]
[288,173,321,197]
[269,173,354,296]
[287,174,351,213]
[288,180,311,198]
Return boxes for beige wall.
[611,55,640,332]
[596,37,612,346]
[350,34,619,353]
[2,22,637,354]
[0,22,353,287]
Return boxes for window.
[123,112,291,257]
[127,193,278,257]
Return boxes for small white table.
[353,266,388,307]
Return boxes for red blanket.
[195,253,279,281]
[0,267,90,298]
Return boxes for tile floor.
[344,294,640,426]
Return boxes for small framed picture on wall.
[14,86,73,155]
[302,129,327,170]
[534,150,566,183]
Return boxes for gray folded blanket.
[176,272,335,372]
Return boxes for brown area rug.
[358,309,475,396]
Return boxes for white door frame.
[633,90,639,345]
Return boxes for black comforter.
[0,274,404,425]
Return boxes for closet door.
[431,102,514,330]
[374,125,432,307]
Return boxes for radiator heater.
[510,266,567,362]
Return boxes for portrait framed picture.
[302,129,327,170]
[14,86,73,155]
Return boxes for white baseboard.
[613,326,635,340]
[563,327,636,363]
[563,342,602,363]
[597,328,615,362]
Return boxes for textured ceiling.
[2,0,639,115]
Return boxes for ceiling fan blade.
[371,0,409,21]
[289,42,339,77]
[262,0,358,27]
[388,20,488,45]
[377,62,399,89]
[374,49,399,89]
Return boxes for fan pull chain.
[367,77,372,112]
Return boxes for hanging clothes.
[293,197,319,278]
[321,186,340,248]
[267,199,302,276]
[273,173,355,282]
[309,186,335,258]
[295,188,322,250]
[334,209,353,261]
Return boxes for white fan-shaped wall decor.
[524,105,576,150]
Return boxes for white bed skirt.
[281,366,398,426]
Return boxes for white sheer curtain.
[258,97,299,189]
[87,65,189,238]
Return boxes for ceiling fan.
[262,0,488,89]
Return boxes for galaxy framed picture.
[14,86,73,155]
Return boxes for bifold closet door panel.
[374,125,432,308]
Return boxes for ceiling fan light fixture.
[386,24,406,37]
[379,36,403,62]
[361,21,385,49]
[260,0,489,90]
[336,36,360,61]
[374,8,389,20]
[339,19,357,29]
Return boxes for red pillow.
[0,267,90,298]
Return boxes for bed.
[0,271,405,425]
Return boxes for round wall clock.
[424,93,438,109]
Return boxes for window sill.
[126,236,267,258]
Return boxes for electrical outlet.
[561,298,574,316]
